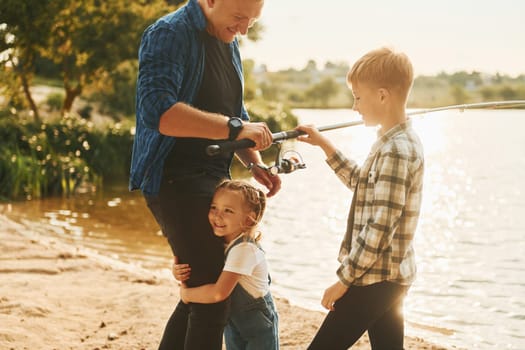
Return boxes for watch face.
[228,117,243,141]
[230,118,242,128]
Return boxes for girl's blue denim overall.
[224,239,279,350]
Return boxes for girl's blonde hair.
[215,179,267,241]
[347,47,414,101]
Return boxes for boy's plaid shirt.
[326,120,424,286]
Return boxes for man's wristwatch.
[227,117,243,141]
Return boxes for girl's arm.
[181,271,241,304]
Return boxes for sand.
[0,213,456,350]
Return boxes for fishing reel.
[252,141,306,176]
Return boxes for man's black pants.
[145,172,229,350]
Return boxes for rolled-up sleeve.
[326,150,360,191]
[136,25,189,130]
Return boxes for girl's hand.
[172,256,191,282]
[321,281,349,311]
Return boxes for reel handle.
[206,138,256,156]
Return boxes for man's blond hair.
[347,47,414,101]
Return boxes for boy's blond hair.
[347,47,414,102]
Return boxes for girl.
[173,179,279,350]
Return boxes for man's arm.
[159,103,273,150]
[159,102,229,139]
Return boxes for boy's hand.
[172,256,191,282]
[321,281,349,311]
[296,124,337,158]
[296,124,325,146]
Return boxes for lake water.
[3,108,525,349]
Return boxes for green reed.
[0,113,133,200]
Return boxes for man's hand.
[321,280,349,311]
[238,122,273,151]
[250,164,282,198]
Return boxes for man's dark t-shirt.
[163,31,242,180]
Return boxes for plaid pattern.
[129,0,249,195]
[326,120,424,286]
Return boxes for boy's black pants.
[308,281,409,350]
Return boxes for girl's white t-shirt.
[223,240,269,298]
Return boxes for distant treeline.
[242,59,525,109]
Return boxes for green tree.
[479,86,497,100]
[450,84,469,104]
[1,0,174,116]
[246,22,264,43]
[43,0,174,114]
[499,85,517,100]
[0,0,66,120]
[303,59,318,72]
[305,77,340,107]
[242,59,257,101]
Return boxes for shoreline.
[0,214,456,349]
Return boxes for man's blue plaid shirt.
[129,0,249,195]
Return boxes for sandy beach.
[0,213,455,350]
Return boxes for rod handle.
[206,139,256,156]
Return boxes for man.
[129,0,280,349]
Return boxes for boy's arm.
[181,271,241,303]
[296,125,337,157]
[337,149,412,285]
[326,150,360,191]
[296,125,360,190]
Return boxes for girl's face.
[208,189,254,243]
[351,82,384,126]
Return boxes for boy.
[296,47,424,349]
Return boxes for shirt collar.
[370,119,412,154]
[187,0,207,32]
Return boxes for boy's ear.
[378,88,390,103]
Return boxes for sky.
[241,0,525,76]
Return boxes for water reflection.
[5,189,171,270]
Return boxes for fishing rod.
[206,100,525,175]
